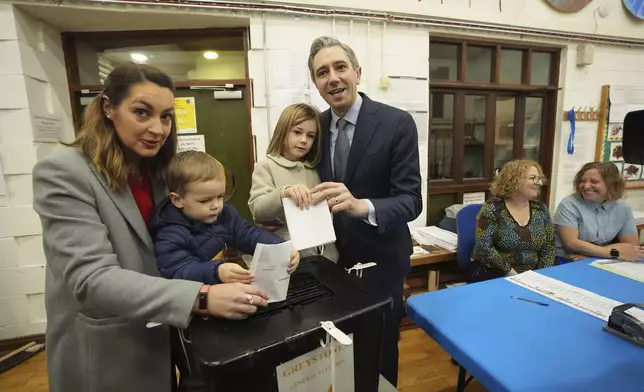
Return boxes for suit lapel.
[89,166,155,251]
[319,110,333,182]
[345,95,379,184]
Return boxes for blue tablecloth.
[407,259,644,392]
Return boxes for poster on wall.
[544,0,593,12]
[597,85,644,188]
[177,135,206,153]
[175,97,198,134]
[31,112,64,142]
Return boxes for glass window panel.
[74,36,246,84]
[429,93,454,180]
[494,97,516,173]
[466,46,492,82]
[430,43,458,81]
[531,52,554,85]
[499,49,523,84]
[464,95,486,179]
[524,97,544,162]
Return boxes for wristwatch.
[609,248,620,259]
[197,284,210,318]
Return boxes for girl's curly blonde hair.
[491,159,545,198]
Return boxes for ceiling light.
[130,53,148,62]
[203,51,219,60]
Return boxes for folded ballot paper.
[282,198,336,251]
[248,241,294,303]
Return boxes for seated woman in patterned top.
[470,160,556,282]
[553,162,644,263]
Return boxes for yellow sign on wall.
[175,97,197,134]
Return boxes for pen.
[510,296,549,306]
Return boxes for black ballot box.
[187,256,391,392]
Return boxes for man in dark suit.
[309,36,422,387]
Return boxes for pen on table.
[510,296,549,307]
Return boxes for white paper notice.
[385,77,428,112]
[506,270,622,321]
[463,192,485,205]
[283,198,336,251]
[609,104,627,123]
[249,241,293,303]
[268,50,309,90]
[276,334,355,392]
[177,135,206,153]
[410,111,429,143]
[31,112,64,142]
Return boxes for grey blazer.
[33,147,202,392]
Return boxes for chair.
[453,203,483,390]
[455,204,483,271]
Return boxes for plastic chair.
[455,204,483,271]
[452,203,484,383]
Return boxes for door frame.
[61,27,256,172]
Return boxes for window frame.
[428,37,560,208]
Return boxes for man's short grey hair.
[308,36,360,81]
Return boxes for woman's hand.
[564,253,587,262]
[612,243,644,262]
[218,263,254,284]
[284,185,312,209]
[206,283,269,319]
[288,249,300,274]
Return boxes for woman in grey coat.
[32,62,269,392]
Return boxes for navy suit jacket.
[318,93,422,281]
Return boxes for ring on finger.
[246,294,254,305]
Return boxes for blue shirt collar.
[331,93,363,127]
[581,196,615,211]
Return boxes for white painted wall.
[0,0,643,339]
[551,44,644,208]
[0,4,72,340]
[263,0,643,41]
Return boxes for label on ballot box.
[276,334,354,392]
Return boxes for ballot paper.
[411,226,457,252]
[590,259,644,283]
[506,270,622,321]
[249,241,293,303]
[282,198,336,251]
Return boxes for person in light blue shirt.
[554,162,644,263]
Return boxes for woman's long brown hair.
[65,62,177,190]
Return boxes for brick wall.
[0,4,72,340]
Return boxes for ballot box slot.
[252,272,333,319]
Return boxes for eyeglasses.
[527,175,548,185]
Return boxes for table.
[409,244,457,291]
[407,259,644,392]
